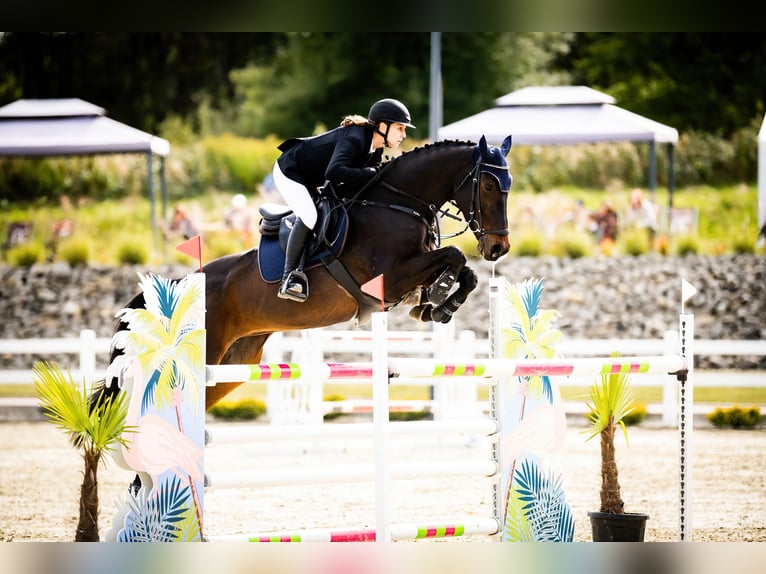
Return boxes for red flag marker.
[176,234,203,272]
[361,274,385,312]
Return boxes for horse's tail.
[86,290,146,414]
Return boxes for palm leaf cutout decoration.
[111,272,205,414]
[503,482,535,541]
[117,476,194,542]
[502,278,563,403]
[509,458,574,542]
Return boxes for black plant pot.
[588,511,649,542]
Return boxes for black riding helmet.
[368,98,415,146]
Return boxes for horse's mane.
[382,139,475,168]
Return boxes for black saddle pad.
[257,208,349,283]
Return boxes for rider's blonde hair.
[340,114,370,127]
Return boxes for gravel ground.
[1,420,765,543]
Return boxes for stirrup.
[278,270,309,302]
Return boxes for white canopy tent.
[0,98,170,241]
[438,86,679,204]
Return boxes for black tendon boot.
[278,218,311,302]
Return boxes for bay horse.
[96,135,512,411]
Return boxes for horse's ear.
[501,135,513,156]
[479,135,488,156]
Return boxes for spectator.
[625,188,658,243]
[224,193,254,244]
[589,201,619,244]
[162,205,199,241]
[560,198,590,232]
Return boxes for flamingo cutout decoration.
[118,355,204,507]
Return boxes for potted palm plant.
[584,354,649,542]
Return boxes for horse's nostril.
[489,243,508,261]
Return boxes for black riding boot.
[278,218,311,302]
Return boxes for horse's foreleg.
[430,266,478,323]
[396,246,474,324]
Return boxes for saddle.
[256,189,382,323]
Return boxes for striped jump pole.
[207,356,686,384]
[213,518,500,542]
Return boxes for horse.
[95,135,513,411]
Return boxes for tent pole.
[648,140,657,196]
[667,143,676,210]
[160,156,167,227]
[147,151,156,249]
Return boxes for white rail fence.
[1,327,764,428]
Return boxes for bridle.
[448,155,510,238]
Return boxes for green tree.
[228,32,571,139]
[33,361,132,541]
[0,32,285,133]
[557,33,766,136]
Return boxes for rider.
[272,98,415,302]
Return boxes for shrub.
[6,242,46,266]
[618,227,651,256]
[513,229,545,256]
[323,393,346,421]
[707,406,762,429]
[200,133,281,192]
[203,232,249,261]
[623,402,648,426]
[115,238,149,265]
[208,398,267,421]
[731,231,756,254]
[389,410,432,421]
[672,234,700,256]
[56,236,91,266]
[553,228,593,258]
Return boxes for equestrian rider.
[272,98,415,302]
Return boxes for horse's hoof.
[408,305,432,322]
[431,308,454,323]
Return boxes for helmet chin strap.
[374,122,392,148]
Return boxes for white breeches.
[272,162,317,229]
